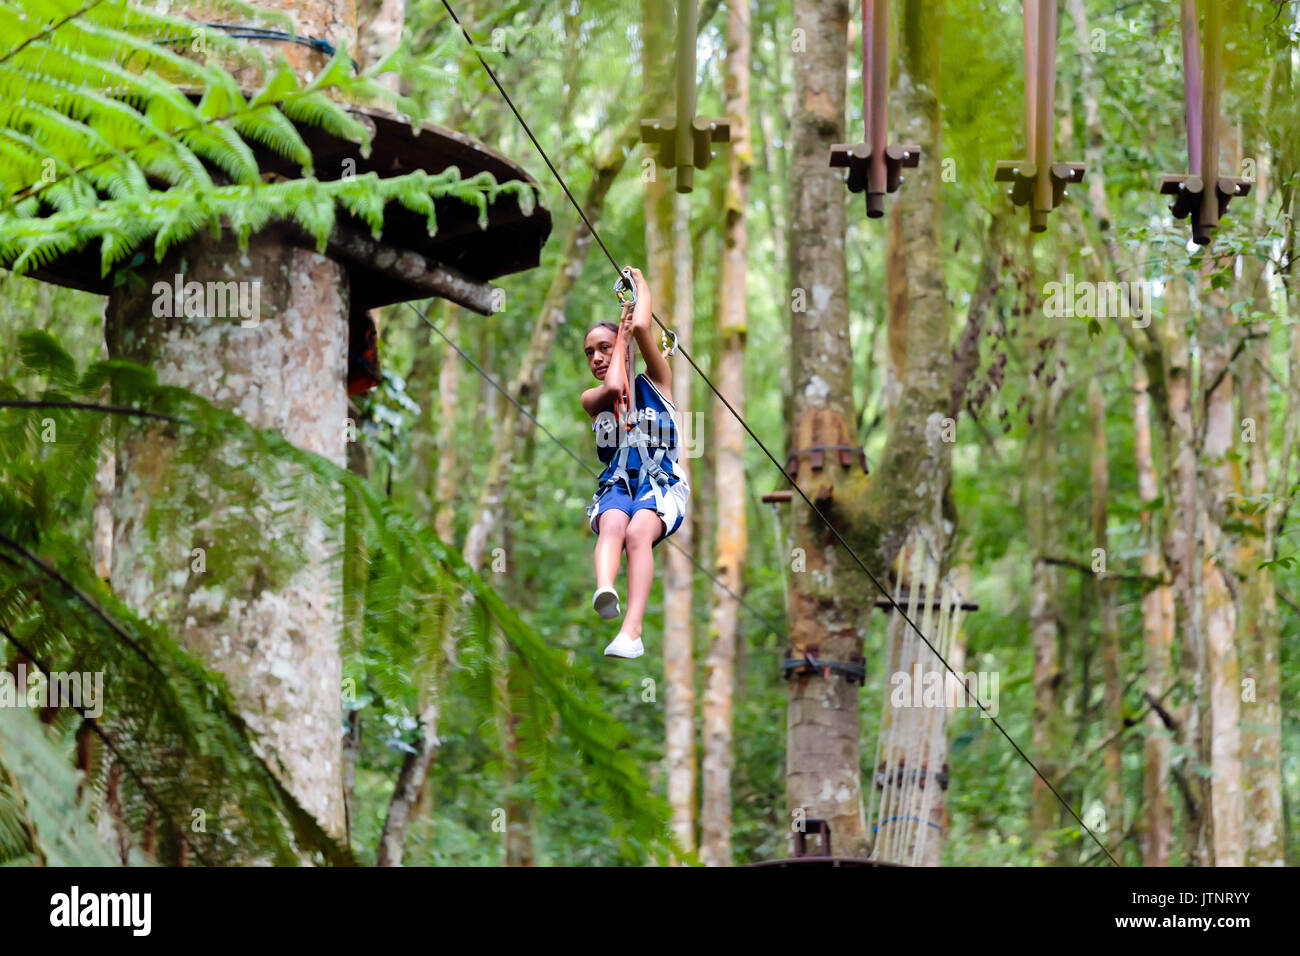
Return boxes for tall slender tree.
[700,0,751,868]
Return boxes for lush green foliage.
[2,0,1299,867]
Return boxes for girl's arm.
[581,382,618,418]
[626,267,673,402]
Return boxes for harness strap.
[587,422,675,518]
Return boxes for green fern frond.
[0,706,124,866]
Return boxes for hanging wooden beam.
[1159,0,1251,244]
[641,0,730,193]
[994,0,1084,233]
[828,0,919,218]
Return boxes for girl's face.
[584,326,617,381]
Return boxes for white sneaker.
[592,586,621,621]
[603,633,644,659]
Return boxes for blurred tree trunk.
[357,0,404,90]
[1133,359,1174,866]
[493,502,534,866]
[1238,110,1285,866]
[1158,274,1210,865]
[640,0,696,861]
[1024,253,1064,865]
[433,303,463,540]
[699,0,750,868]
[1199,244,1245,867]
[1088,379,1123,839]
[664,190,697,862]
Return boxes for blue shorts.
[588,475,691,546]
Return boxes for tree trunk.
[1088,379,1123,840]
[105,226,350,852]
[433,303,462,543]
[699,0,750,868]
[357,0,405,90]
[1133,359,1174,866]
[1199,249,1245,867]
[663,189,697,862]
[1238,137,1285,867]
[785,0,867,860]
[639,0,694,860]
[1159,274,1209,865]
[869,0,951,868]
[1024,250,1064,864]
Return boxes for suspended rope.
[435,0,1118,867]
[869,531,967,866]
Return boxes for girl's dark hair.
[585,320,620,337]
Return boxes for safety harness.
[586,270,680,522]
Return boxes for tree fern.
[0,0,539,279]
[0,706,128,866]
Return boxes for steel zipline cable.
[435,0,1119,866]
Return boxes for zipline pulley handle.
[661,328,678,357]
[613,268,637,308]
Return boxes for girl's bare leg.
[595,510,630,590]
[620,509,666,640]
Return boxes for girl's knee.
[597,510,630,538]
[625,514,662,550]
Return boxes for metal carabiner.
[613,268,637,308]
[660,327,678,357]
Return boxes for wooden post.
[829,0,918,217]
[1024,0,1038,163]
[1199,0,1221,236]
[867,0,888,203]
[1158,0,1250,244]
[1032,0,1056,231]
[1181,0,1202,175]
[675,0,698,192]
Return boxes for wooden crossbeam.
[1160,0,1251,244]
[640,0,731,193]
[828,0,920,217]
[994,0,1084,232]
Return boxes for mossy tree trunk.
[106,227,351,852]
[869,0,952,867]
[784,0,864,858]
[103,0,362,858]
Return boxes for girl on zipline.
[581,266,689,659]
